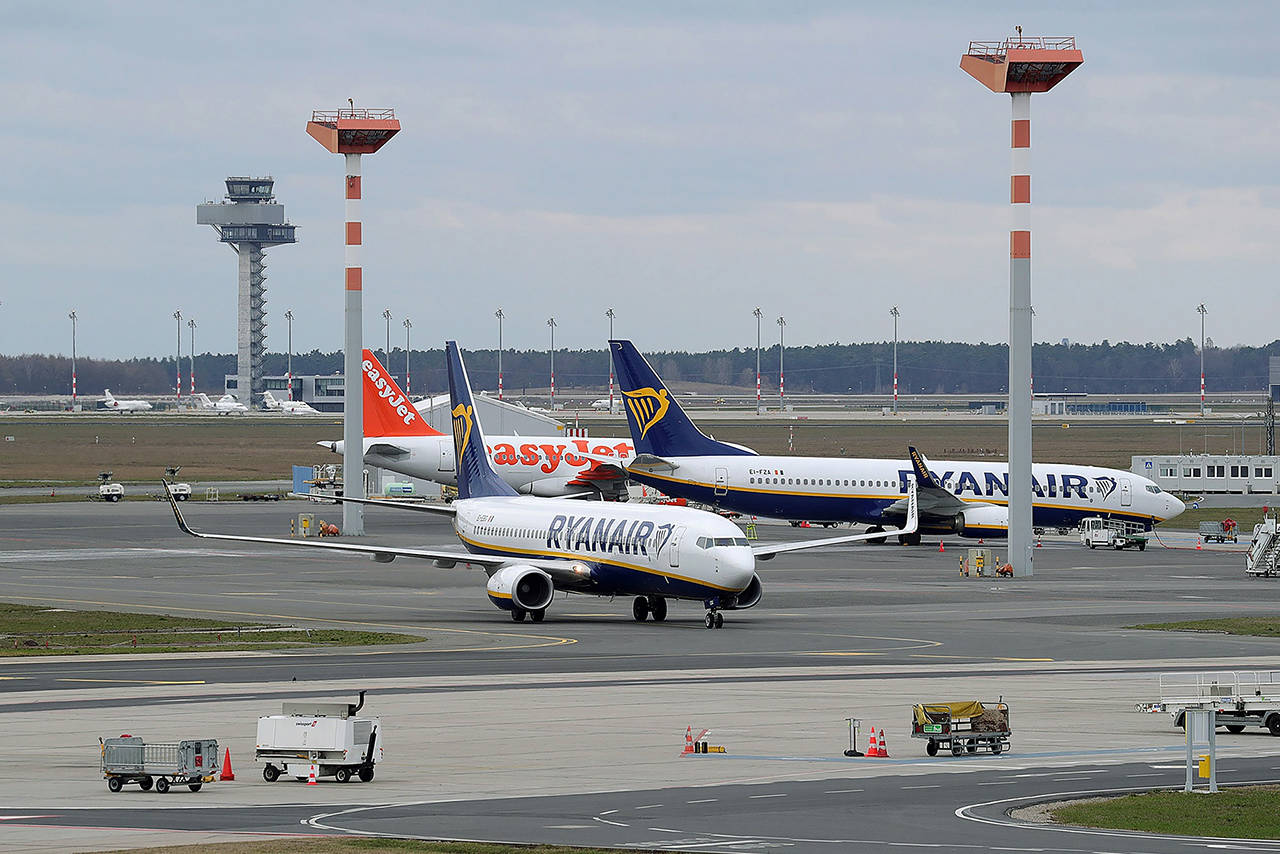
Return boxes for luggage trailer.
[100,736,219,793]
[1159,671,1280,735]
[256,691,383,783]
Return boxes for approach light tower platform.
[197,178,297,408]
[962,34,1083,578]
[307,107,401,537]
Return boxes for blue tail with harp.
[610,339,754,458]
[445,341,518,500]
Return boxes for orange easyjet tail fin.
[361,350,445,437]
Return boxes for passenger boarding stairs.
[1245,514,1280,577]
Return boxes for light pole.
[173,309,182,400]
[402,317,412,396]
[548,317,557,408]
[606,308,615,412]
[69,310,77,409]
[382,308,393,375]
[187,318,196,395]
[1197,303,1207,416]
[890,306,900,414]
[753,307,763,414]
[495,308,504,400]
[776,316,786,409]
[283,310,294,401]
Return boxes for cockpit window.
[1145,485,1161,494]
[701,536,751,548]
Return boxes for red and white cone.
[866,726,881,758]
[306,764,318,786]
[1196,536,1203,551]
[938,540,945,553]
[877,728,889,758]
[682,726,694,755]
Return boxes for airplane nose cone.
[1165,495,1186,521]
[721,549,756,591]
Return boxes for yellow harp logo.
[451,403,474,463]
[623,387,669,440]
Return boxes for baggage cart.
[1199,519,1238,544]
[911,700,1010,757]
[1158,671,1280,735]
[100,735,219,793]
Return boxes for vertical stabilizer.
[610,340,754,457]
[445,341,517,500]
[361,350,444,438]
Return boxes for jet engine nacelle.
[518,477,579,498]
[955,504,1009,539]
[723,573,763,610]
[485,565,555,613]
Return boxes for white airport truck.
[1080,516,1148,550]
[256,691,382,783]
[1158,671,1280,735]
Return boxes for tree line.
[1,339,1277,397]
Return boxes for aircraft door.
[439,445,455,473]
[714,467,728,496]
[1120,478,1132,506]
[668,525,685,567]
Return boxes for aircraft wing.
[752,482,918,559]
[162,483,591,584]
[291,493,457,517]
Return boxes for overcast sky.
[2,1,1276,359]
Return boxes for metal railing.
[1160,671,1280,702]
[966,37,1077,56]
[311,109,397,123]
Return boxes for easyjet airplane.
[609,340,1185,541]
[320,351,635,500]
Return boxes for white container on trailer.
[255,691,383,783]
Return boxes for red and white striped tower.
[962,33,1082,579]
[495,308,504,400]
[307,107,401,537]
[1197,303,1207,415]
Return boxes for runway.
[2,500,1279,851]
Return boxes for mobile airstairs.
[1245,513,1280,577]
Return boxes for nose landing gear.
[703,597,725,629]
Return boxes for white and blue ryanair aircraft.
[609,340,1184,543]
[164,342,918,628]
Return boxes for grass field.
[0,603,423,656]
[106,841,635,853]
[1051,787,1280,838]
[1130,617,1280,637]
[0,413,1244,483]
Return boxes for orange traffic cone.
[306,764,318,786]
[1035,533,1042,548]
[682,726,694,755]
[938,540,945,553]
[978,538,984,544]
[219,748,235,781]
[1196,536,1203,550]
[877,728,889,758]
[866,727,881,757]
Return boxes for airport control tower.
[197,178,297,407]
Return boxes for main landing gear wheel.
[897,532,923,546]
[531,609,545,622]
[511,608,527,622]
[632,596,650,622]
[867,525,887,545]
[704,611,724,629]
[647,596,667,622]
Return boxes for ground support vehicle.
[100,736,219,793]
[1246,514,1280,577]
[1080,517,1148,550]
[1200,519,1238,544]
[256,692,382,783]
[1158,671,1280,735]
[97,482,124,502]
[911,701,1010,757]
[168,482,192,501]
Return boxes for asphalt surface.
[4,499,1280,852]
[5,756,1280,852]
